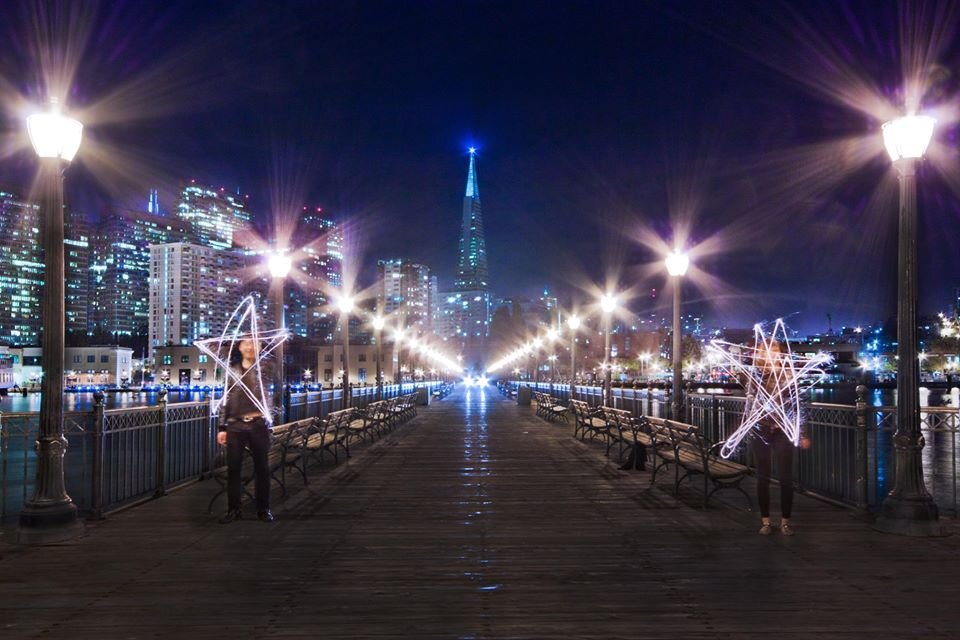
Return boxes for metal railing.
[1,381,444,524]
[509,380,960,516]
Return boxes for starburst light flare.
[707,319,830,459]
[194,296,290,425]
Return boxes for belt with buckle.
[240,415,259,423]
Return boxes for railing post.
[155,389,167,498]
[854,384,870,518]
[646,381,653,417]
[685,382,694,423]
[202,392,216,479]
[90,391,105,520]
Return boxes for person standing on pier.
[748,340,810,536]
[217,337,275,524]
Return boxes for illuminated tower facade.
[443,149,491,353]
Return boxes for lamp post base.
[873,495,944,537]
[17,501,84,545]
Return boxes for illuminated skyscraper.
[0,192,89,344]
[89,209,191,337]
[377,259,433,334]
[444,149,491,350]
[176,182,251,251]
[455,149,488,291]
[148,243,242,355]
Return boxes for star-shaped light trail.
[195,295,290,424]
[707,319,830,459]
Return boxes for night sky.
[2,0,959,335]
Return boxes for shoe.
[758,523,772,536]
[257,510,275,522]
[780,522,794,536]
[218,508,242,524]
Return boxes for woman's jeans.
[226,420,271,512]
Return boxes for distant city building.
[152,344,217,387]
[0,191,89,344]
[378,258,433,334]
[90,208,191,337]
[148,243,242,356]
[291,210,342,341]
[176,182,251,251]
[63,346,135,387]
[444,150,491,350]
[315,342,398,386]
[64,209,90,336]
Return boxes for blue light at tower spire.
[465,148,479,199]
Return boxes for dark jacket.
[220,363,270,431]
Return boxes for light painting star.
[707,319,830,459]
[194,295,290,424]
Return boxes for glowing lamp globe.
[882,115,935,162]
[567,315,581,331]
[547,328,559,341]
[267,252,292,279]
[665,251,690,277]
[372,316,385,331]
[337,296,355,314]
[27,103,83,162]
[533,338,543,349]
[600,294,617,314]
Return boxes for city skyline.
[2,2,960,339]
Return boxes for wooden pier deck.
[2,385,959,638]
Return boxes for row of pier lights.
[16,101,465,544]
[491,114,940,538]
[15,98,940,543]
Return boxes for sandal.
[780,522,795,537]
[758,523,773,536]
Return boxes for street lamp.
[337,295,355,408]
[267,251,291,422]
[567,314,581,402]
[18,99,84,544]
[665,249,689,420]
[875,113,942,536]
[372,315,385,400]
[600,293,617,406]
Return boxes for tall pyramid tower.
[454,149,488,291]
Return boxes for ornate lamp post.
[665,250,690,420]
[267,251,291,421]
[567,314,581,402]
[18,100,85,544]
[600,293,617,406]
[874,113,942,536]
[337,295,355,408]
[372,315,385,400]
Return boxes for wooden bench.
[569,399,608,442]
[600,407,651,466]
[649,418,751,509]
[299,413,350,467]
[533,391,569,422]
[207,419,311,513]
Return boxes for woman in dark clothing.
[750,340,809,536]
[217,338,274,524]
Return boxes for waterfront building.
[378,259,434,334]
[151,344,217,387]
[148,243,243,356]
[63,346,135,387]
[315,341,399,386]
